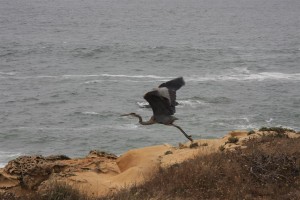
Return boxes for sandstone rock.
[4,155,66,190]
[87,150,118,159]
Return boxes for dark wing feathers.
[168,89,176,113]
[144,77,185,116]
[158,77,185,91]
[144,91,174,116]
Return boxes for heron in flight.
[121,77,193,142]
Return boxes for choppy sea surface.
[0,0,299,167]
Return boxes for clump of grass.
[0,192,19,200]
[23,182,90,200]
[219,145,225,152]
[39,182,88,200]
[226,136,239,144]
[259,126,296,134]
[99,137,300,200]
[258,126,296,138]
[189,143,199,148]
[247,129,255,135]
[201,143,208,146]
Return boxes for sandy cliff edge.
[1,130,299,197]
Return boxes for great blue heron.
[121,77,193,142]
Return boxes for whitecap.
[62,74,99,78]
[236,124,256,129]
[101,74,173,79]
[81,111,100,115]
[258,72,300,80]
[122,124,139,130]
[4,73,174,81]
[84,80,104,84]
[0,71,16,76]
[177,100,206,107]
[0,151,21,157]
[240,117,250,123]
[109,124,139,130]
[137,99,205,108]
[186,71,300,82]
[137,101,150,108]
[123,80,159,83]
[0,151,22,167]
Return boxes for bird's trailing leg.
[171,124,193,142]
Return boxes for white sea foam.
[81,111,101,115]
[187,71,300,82]
[6,126,103,132]
[101,74,172,79]
[0,151,22,167]
[112,124,139,130]
[3,71,300,82]
[240,117,250,123]
[236,124,256,129]
[0,151,21,157]
[123,79,160,83]
[137,99,205,108]
[137,101,149,108]
[62,74,100,78]
[177,100,206,107]
[84,80,104,84]
[4,73,173,81]
[0,71,16,76]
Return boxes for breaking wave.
[0,71,16,76]
[137,99,205,108]
[2,73,172,80]
[0,151,22,168]
[186,72,300,82]
[3,71,299,82]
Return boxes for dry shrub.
[1,182,90,200]
[5,135,300,200]
[226,136,239,144]
[33,182,89,200]
[0,192,19,200]
[100,136,300,200]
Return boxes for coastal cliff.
[1,129,299,199]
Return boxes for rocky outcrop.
[3,155,70,190]
[1,130,299,198]
[1,151,118,192]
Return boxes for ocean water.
[0,0,299,167]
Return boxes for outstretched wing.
[158,77,185,111]
[158,77,185,91]
[144,90,174,116]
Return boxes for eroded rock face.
[4,155,68,190]
[87,150,118,159]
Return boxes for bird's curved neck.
[134,114,155,125]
